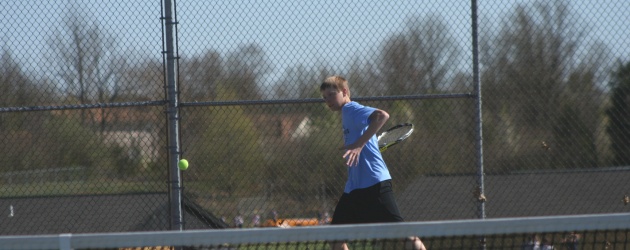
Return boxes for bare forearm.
[342,109,390,166]
[355,109,389,147]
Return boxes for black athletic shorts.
[331,180,404,224]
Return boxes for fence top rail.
[0,101,168,113]
[181,93,475,107]
[0,93,474,112]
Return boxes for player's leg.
[361,180,404,223]
[331,193,358,224]
[370,180,427,250]
[330,193,356,250]
[406,236,426,250]
[331,242,349,250]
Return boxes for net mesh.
[1,213,628,250]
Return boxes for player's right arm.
[342,109,389,166]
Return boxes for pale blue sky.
[2,0,629,86]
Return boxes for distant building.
[254,113,312,141]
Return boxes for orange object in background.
[261,217,330,227]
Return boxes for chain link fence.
[1,0,629,234]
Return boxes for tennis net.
[1,213,629,250]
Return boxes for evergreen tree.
[606,62,630,166]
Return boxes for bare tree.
[179,50,223,101]
[224,44,273,100]
[0,49,45,134]
[379,14,460,95]
[481,1,609,170]
[119,59,164,101]
[47,9,123,130]
[273,65,331,100]
[0,50,38,107]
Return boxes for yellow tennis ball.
[178,159,189,171]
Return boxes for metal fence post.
[162,0,183,231]
[471,0,486,249]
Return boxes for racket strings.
[378,127,413,145]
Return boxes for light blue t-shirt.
[341,101,392,193]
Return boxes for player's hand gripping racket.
[377,123,414,152]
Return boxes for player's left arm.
[342,109,389,166]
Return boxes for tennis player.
[320,76,426,250]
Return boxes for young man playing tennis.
[320,76,426,250]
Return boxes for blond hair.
[320,75,350,97]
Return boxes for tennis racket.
[377,123,414,152]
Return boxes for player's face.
[321,88,345,111]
